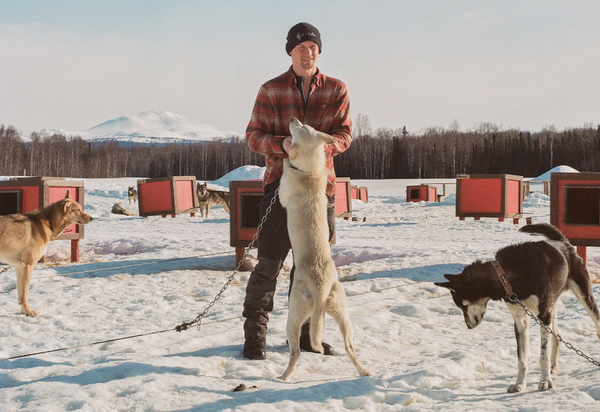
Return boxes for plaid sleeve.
[246,85,287,157]
[325,81,352,156]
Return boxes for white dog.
[278,118,370,381]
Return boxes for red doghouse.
[456,174,524,223]
[351,185,369,203]
[137,176,198,218]
[550,172,600,264]
[358,186,369,203]
[406,184,437,202]
[335,177,353,218]
[0,177,85,262]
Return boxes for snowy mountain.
[50,111,242,145]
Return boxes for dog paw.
[538,380,554,391]
[359,369,371,377]
[507,384,525,393]
[22,308,38,317]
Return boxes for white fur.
[278,118,369,381]
[505,296,549,392]
[462,298,490,329]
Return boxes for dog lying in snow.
[435,223,600,392]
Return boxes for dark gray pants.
[242,180,335,340]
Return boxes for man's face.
[290,40,319,72]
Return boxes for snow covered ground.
[1,167,600,411]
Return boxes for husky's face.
[288,118,335,157]
[435,272,491,329]
[197,182,208,196]
[452,294,490,329]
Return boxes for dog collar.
[491,261,515,299]
[288,162,307,173]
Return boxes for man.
[243,22,352,360]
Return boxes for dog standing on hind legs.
[435,223,600,392]
[278,118,370,381]
[0,192,93,316]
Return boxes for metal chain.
[175,187,280,333]
[508,294,600,367]
[0,265,11,275]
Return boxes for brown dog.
[196,182,230,218]
[0,193,93,316]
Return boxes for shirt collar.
[287,65,323,87]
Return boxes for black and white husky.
[127,186,138,205]
[435,223,600,393]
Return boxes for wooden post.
[577,246,587,266]
[71,239,79,262]
[236,246,245,269]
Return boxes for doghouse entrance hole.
[409,188,421,200]
[239,193,263,229]
[0,190,21,215]
[564,187,600,225]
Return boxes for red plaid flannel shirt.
[246,66,352,195]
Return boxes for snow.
[531,165,579,182]
[1,168,600,411]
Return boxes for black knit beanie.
[285,22,322,55]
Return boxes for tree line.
[1,119,599,181]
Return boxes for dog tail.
[519,223,568,243]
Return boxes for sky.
[1,0,600,136]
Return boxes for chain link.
[0,265,10,275]
[508,294,600,367]
[175,187,280,333]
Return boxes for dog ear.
[65,190,71,199]
[434,282,454,291]
[434,273,460,290]
[62,200,71,213]
[288,144,299,161]
[319,132,335,145]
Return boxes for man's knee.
[253,256,285,281]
